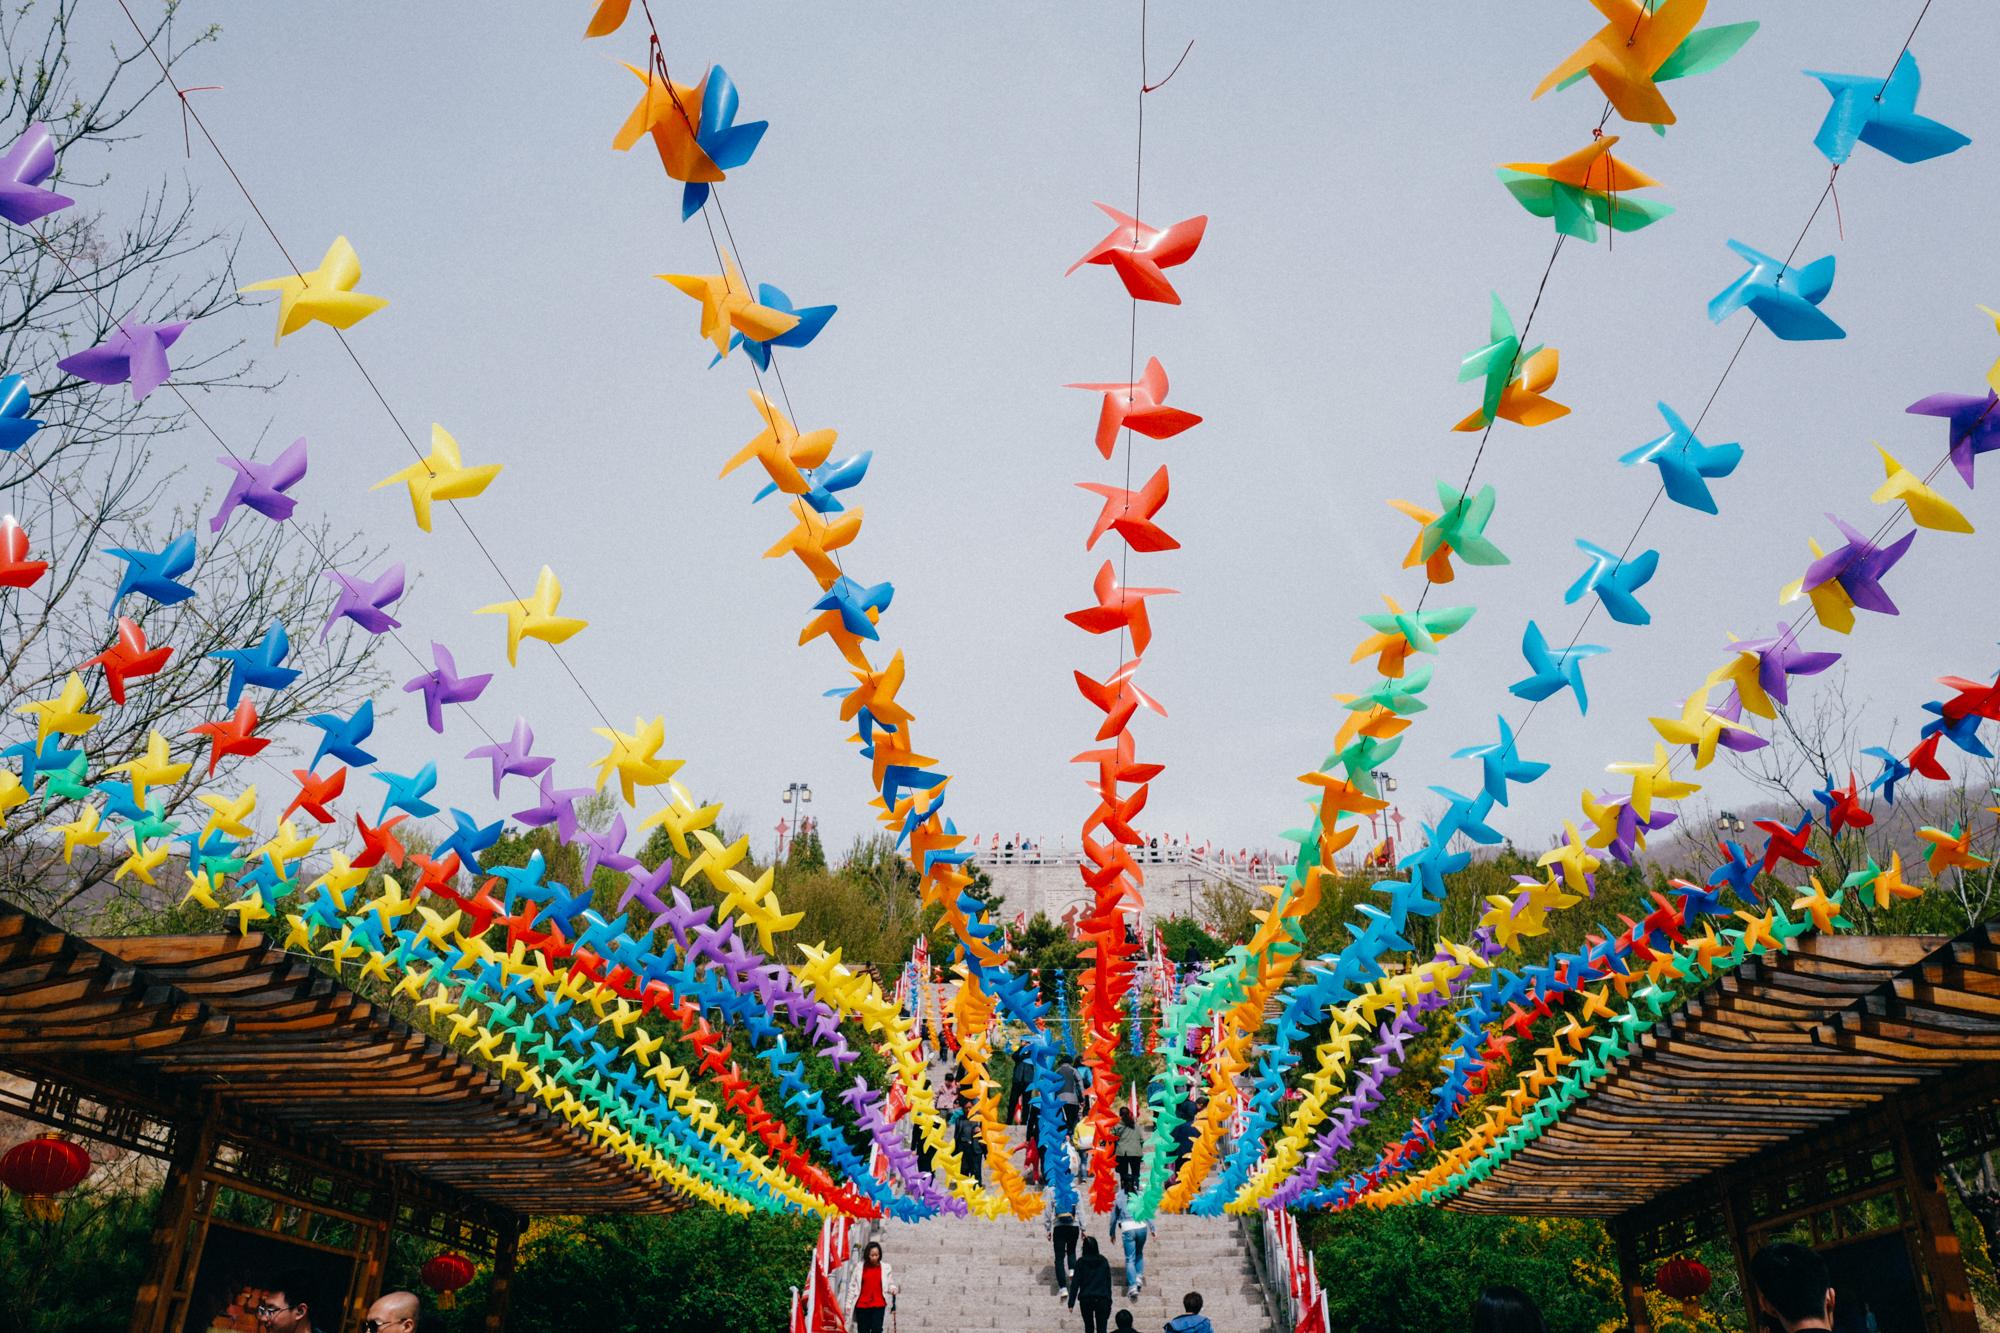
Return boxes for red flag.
[812,1264,847,1333]
[1293,1295,1326,1333]
[790,1289,806,1333]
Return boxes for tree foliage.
[1301,1207,1620,1333]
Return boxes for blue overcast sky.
[75,2,2000,865]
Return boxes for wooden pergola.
[1447,926,2000,1333]
[0,901,689,1332]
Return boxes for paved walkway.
[872,1184,1276,1332]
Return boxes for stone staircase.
[872,1188,1277,1333]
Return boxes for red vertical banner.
[1062,43,1206,1207]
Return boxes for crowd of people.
[893,1018,1851,1333]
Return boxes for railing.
[972,841,1292,888]
[1249,1203,1324,1333]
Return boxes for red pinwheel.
[188,699,269,775]
[0,515,48,588]
[81,617,172,704]
[282,766,345,825]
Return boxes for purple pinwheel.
[1731,621,1841,708]
[1908,391,2000,488]
[403,641,492,733]
[0,123,74,226]
[465,715,552,795]
[57,319,189,402]
[1608,801,1678,865]
[320,564,405,640]
[211,437,308,532]
[513,769,594,842]
[654,887,715,952]
[615,858,676,921]
[684,922,735,972]
[1802,515,1916,615]
[579,813,640,884]
[839,1076,880,1116]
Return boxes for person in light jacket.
[846,1242,898,1333]
[1108,1190,1151,1297]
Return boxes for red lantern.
[1655,1255,1713,1314]
[421,1252,477,1310]
[0,1135,92,1220]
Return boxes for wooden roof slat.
[0,905,691,1216]
[1447,932,2000,1220]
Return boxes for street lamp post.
[779,782,812,860]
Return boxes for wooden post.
[1612,1216,1654,1333]
[1891,1110,1978,1333]
[1721,1186,1760,1333]
[483,1215,523,1333]
[354,1177,400,1323]
[128,1110,217,1333]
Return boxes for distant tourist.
[1049,1205,1082,1293]
[360,1291,418,1333]
[1470,1284,1549,1333]
[254,1268,325,1332]
[1115,1107,1144,1194]
[1163,1291,1212,1333]
[1067,1236,1114,1333]
[1749,1241,1836,1332]
[1058,1057,1083,1131]
[847,1241,898,1333]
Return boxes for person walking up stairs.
[872,1173,1276,1332]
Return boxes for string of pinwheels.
[1234,297,1994,1216]
[1142,0,1977,1216]
[1058,0,1205,1214]
[0,0,1991,1230]
[589,0,1067,1221]
[2,6,986,1219]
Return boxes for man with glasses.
[362,1290,420,1333]
[254,1269,323,1333]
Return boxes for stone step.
[866,1210,1278,1333]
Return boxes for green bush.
[0,1186,159,1333]
[390,1210,819,1332]
[1302,1206,1621,1333]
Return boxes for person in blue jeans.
[1108,1190,1151,1297]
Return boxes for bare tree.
[1722,666,2000,933]
[0,1,387,925]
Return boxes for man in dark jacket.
[1049,1207,1082,1293]
[1008,1042,1034,1123]
[1065,1236,1114,1333]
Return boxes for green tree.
[1302,1206,1621,1333]
[391,1211,819,1333]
